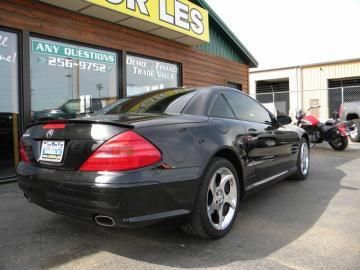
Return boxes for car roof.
[99,86,248,116]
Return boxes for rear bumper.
[17,162,201,227]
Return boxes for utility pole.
[75,59,80,99]
[96,83,103,98]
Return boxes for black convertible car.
[17,87,310,238]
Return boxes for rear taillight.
[19,142,30,164]
[79,131,161,171]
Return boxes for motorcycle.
[325,110,356,133]
[295,105,349,151]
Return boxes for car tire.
[349,119,360,142]
[181,157,240,239]
[291,138,310,181]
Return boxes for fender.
[336,123,348,137]
[203,146,246,197]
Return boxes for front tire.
[181,158,240,239]
[291,138,310,181]
[329,136,348,151]
[349,120,360,142]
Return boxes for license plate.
[40,140,65,163]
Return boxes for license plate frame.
[39,140,65,163]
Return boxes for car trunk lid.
[21,120,132,171]
[20,113,208,171]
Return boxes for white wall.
[302,61,360,119]
[250,61,360,121]
[249,67,301,119]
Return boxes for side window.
[223,91,272,123]
[209,94,235,119]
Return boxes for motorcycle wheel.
[349,120,360,142]
[328,136,348,151]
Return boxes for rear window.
[105,88,196,115]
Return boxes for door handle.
[248,128,258,136]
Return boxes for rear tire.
[349,120,360,142]
[181,158,240,239]
[329,136,348,151]
[291,138,310,181]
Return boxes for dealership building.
[0,0,257,181]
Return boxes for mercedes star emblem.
[46,129,55,138]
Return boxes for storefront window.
[0,30,19,179]
[126,55,180,96]
[30,37,118,121]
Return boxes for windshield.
[103,88,196,115]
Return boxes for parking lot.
[1,145,359,270]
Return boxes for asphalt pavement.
[1,145,359,270]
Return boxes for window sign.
[30,37,118,121]
[0,31,18,114]
[31,39,116,72]
[126,55,179,96]
[0,30,19,179]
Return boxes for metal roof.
[250,58,360,73]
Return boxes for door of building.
[0,29,19,180]
[227,82,242,91]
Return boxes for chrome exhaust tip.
[94,215,116,227]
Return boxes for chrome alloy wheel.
[300,142,309,175]
[207,167,238,231]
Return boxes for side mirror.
[277,115,292,126]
